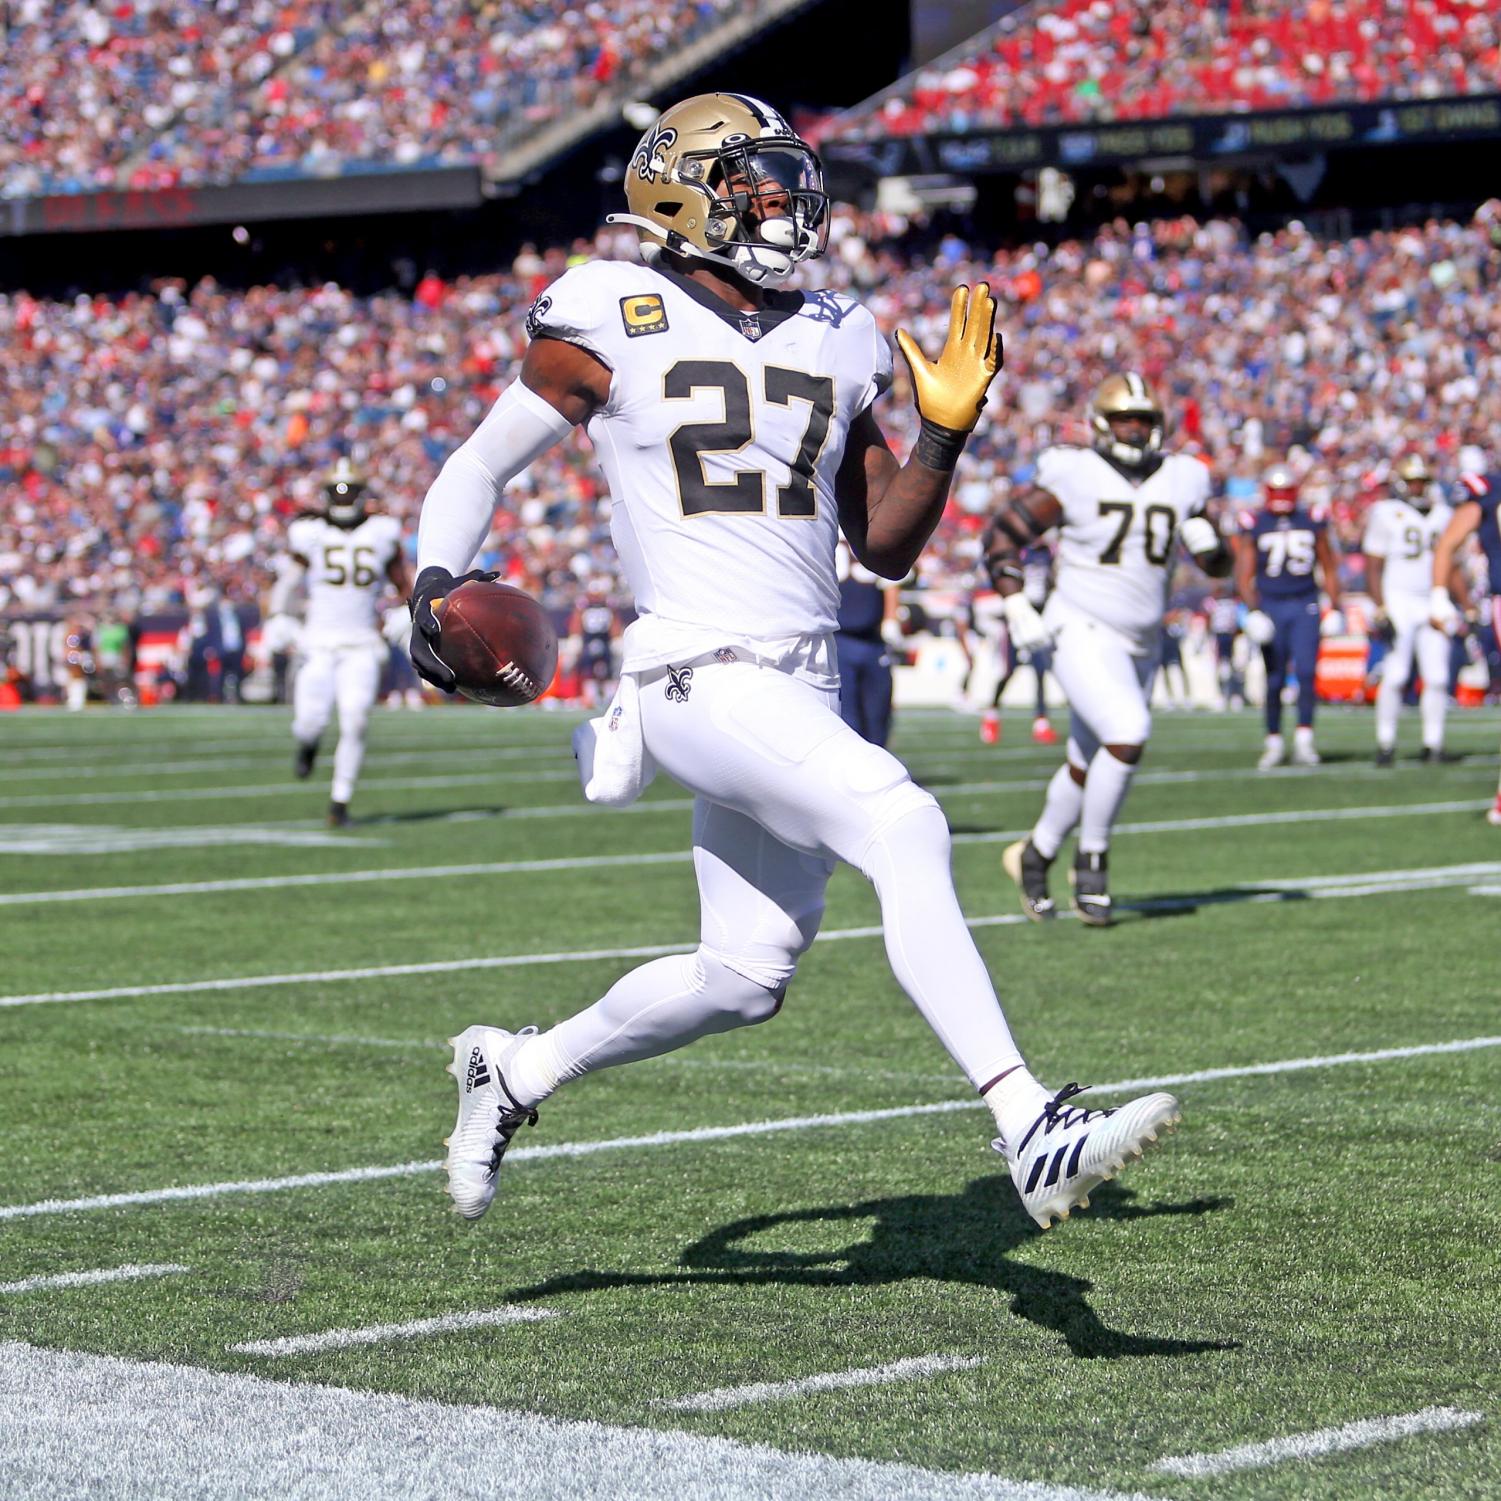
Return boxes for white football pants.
[1048,610,1157,753]
[1376,603,1450,751]
[291,641,384,803]
[534,637,1026,1096]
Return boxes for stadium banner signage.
[2,166,484,238]
[824,93,1501,176]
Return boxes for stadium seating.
[1,0,747,197]
[824,0,1501,141]
[3,211,1498,627]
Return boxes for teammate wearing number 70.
[412,93,1190,1236]
[984,373,1232,927]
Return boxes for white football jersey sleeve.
[1038,447,1213,651]
[1363,498,1453,606]
[526,260,893,668]
[288,512,403,648]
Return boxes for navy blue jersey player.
[1432,467,1501,825]
[1233,462,1343,770]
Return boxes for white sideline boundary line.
[0,799,1484,908]
[0,1263,189,1295]
[4,855,1494,1007]
[0,1343,1160,1501]
[229,1306,558,1356]
[660,1354,988,1412]
[3,1035,1497,1222]
[1152,1405,1486,1477]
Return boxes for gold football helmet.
[1089,372,1165,470]
[322,457,369,527]
[608,93,829,285]
[1391,452,1434,508]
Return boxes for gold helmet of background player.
[1390,452,1434,509]
[1089,372,1165,471]
[610,93,829,285]
[322,457,369,528]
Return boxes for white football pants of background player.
[1376,602,1450,754]
[292,642,384,805]
[1028,608,1155,859]
[503,638,1034,1133]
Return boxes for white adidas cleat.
[442,1024,539,1220]
[1290,737,1321,766]
[996,1083,1181,1230]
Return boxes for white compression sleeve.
[267,558,304,616]
[416,380,576,575]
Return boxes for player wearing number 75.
[415,92,1189,1237]
[983,372,1232,929]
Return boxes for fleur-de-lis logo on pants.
[664,664,693,703]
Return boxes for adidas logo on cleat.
[466,1046,490,1093]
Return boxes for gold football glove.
[895,283,1003,434]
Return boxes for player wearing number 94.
[984,372,1232,928]
[415,92,1188,1236]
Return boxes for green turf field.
[2,702,1498,1500]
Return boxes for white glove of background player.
[382,605,413,648]
[1002,592,1055,653]
[1429,586,1460,633]
[880,616,907,651]
[1320,608,1346,638]
[1244,609,1277,646]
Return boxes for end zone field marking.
[3,1036,1497,1222]
[4,857,1496,1008]
[1152,1405,1486,1477]
[660,1354,987,1412]
[0,1342,1165,1501]
[0,1263,189,1295]
[229,1306,558,1357]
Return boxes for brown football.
[436,580,558,707]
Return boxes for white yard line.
[1152,1406,1486,1477]
[2,755,584,785]
[0,1342,1157,1501]
[3,1036,1497,1223]
[0,1264,189,1295]
[5,855,1494,1007]
[660,1355,987,1413]
[0,799,1484,907]
[229,1306,558,1356]
[0,761,1416,810]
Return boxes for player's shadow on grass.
[505,1176,1238,1360]
[356,805,513,825]
[1119,888,1312,923]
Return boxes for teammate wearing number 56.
[416,93,1187,1235]
[271,459,413,826]
[985,373,1232,927]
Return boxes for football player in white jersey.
[410,93,1185,1234]
[985,373,1231,926]
[1364,453,1458,765]
[271,460,412,825]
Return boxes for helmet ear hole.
[654,202,681,218]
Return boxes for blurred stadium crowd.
[1,0,746,197]
[4,206,1499,637]
[827,0,1500,140]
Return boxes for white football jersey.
[1362,497,1453,605]
[1037,446,1213,650]
[526,260,892,667]
[287,512,403,648]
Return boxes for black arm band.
[913,418,968,472]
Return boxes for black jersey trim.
[652,264,804,340]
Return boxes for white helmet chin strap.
[605,212,801,284]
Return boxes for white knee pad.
[697,946,789,1026]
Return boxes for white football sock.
[1375,673,1402,750]
[983,1068,1052,1153]
[1420,686,1447,752]
[1078,748,1137,856]
[1031,762,1084,860]
[861,803,1025,1089]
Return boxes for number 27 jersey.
[1038,445,1213,651]
[526,259,892,666]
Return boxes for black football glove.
[1371,611,1396,648]
[407,565,498,692]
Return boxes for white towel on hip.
[572,673,656,807]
